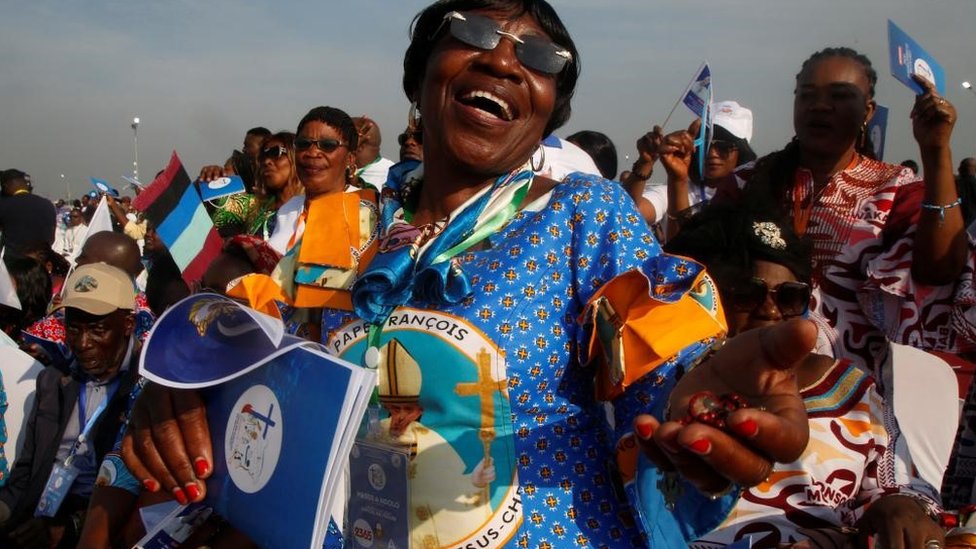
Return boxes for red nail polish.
[173,487,188,505]
[688,439,711,455]
[142,479,159,492]
[194,458,209,478]
[635,422,654,440]
[732,419,759,438]
[185,483,201,501]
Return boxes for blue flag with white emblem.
[198,175,245,202]
[89,177,119,197]
[682,62,712,118]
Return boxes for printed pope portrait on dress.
[329,309,521,549]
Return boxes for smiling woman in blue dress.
[119,1,817,547]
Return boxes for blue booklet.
[138,294,376,548]
[204,344,371,548]
[198,175,245,202]
[888,19,945,94]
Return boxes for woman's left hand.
[856,495,945,549]
[911,74,956,152]
[633,318,815,494]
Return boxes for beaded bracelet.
[921,197,962,224]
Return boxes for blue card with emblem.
[198,175,245,202]
[888,19,945,94]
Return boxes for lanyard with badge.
[34,379,121,518]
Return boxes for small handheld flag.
[89,177,120,197]
[682,63,712,118]
[133,152,223,285]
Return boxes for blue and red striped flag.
[133,152,222,285]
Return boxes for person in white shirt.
[54,208,88,259]
[352,116,395,190]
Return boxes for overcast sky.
[2,0,975,200]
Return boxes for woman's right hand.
[197,165,227,183]
[633,318,814,495]
[121,383,213,505]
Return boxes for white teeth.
[462,90,512,121]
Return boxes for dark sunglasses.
[433,11,573,75]
[709,140,738,157]
[398,131,422,146]
[729,278,811,317]
[294,137,346,153]
[260,145,288,160]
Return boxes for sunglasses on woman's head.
[729,277,811,317]
[433,11,573,75]
[294,137,346,153]
[398,131,422,146]
[260,145,288,160]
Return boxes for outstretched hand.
[634,318,815,494]
[121,383,212,505]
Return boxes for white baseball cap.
[711,101,753,143]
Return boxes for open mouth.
[458,90,514,121]
[805,120,832,132]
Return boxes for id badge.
[34,461,80,518]
[347,440,410,549]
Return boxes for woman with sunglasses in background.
[667,205,944,549]
[629,100,756,240]
[123,2,818,547]
[251,131,304,254]
[225,106,379,343]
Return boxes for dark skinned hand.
[196,165,227,183]
[633,318,814,494]
[121,383,212,504]
[910,74,956,153]
[657,119,701,183]
[856,495,944,549]
[635,126,665,164]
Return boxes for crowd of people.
[1,0,976,547]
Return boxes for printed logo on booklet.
[225,384,283,493]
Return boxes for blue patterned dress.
[323,172,731,549]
